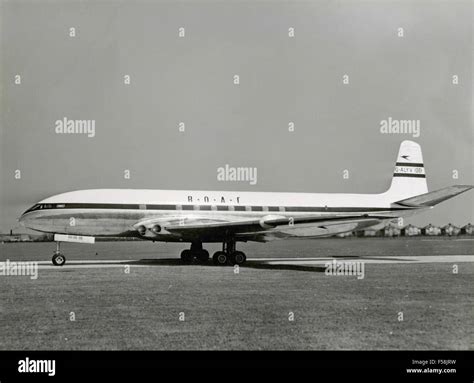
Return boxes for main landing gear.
[180,240,247,266]
[180,242,209,264]
[212,239,246,266]
[52,241,66,266]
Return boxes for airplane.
[18,140,473,267]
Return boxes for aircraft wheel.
[180,249,194,264]
[52,253,66,266]
[212,251,228,266]
[229,251,246,266]
[195,249,209,263]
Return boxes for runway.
[257,255,474,265]
[19,254,474,270]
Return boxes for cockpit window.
[23,204,41,214]
[23,203,58,214]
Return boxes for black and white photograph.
[0,0,473,378]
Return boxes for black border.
[0,351,472,380]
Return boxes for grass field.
[0,238,473,350]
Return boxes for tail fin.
[385,140,428,201]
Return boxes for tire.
[196,249,210,263]
[180,249,194,264]
[230,251,246,266]
[212,251,228,266]
[52,253,66,266]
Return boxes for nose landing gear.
[52,241,66,266]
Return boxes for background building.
[421,224,441,236]
[461,223,473,235]
[442,223,461,236]
[384,224,401,237]
[401,224,421,236]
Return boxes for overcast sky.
[1,0,472,233]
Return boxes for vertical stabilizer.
[386,141,428,201]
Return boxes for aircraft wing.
[135,214,387,241]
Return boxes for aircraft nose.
[18,214,26,227]
[18,210,34,228]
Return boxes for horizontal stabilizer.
[394,185,473,207]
